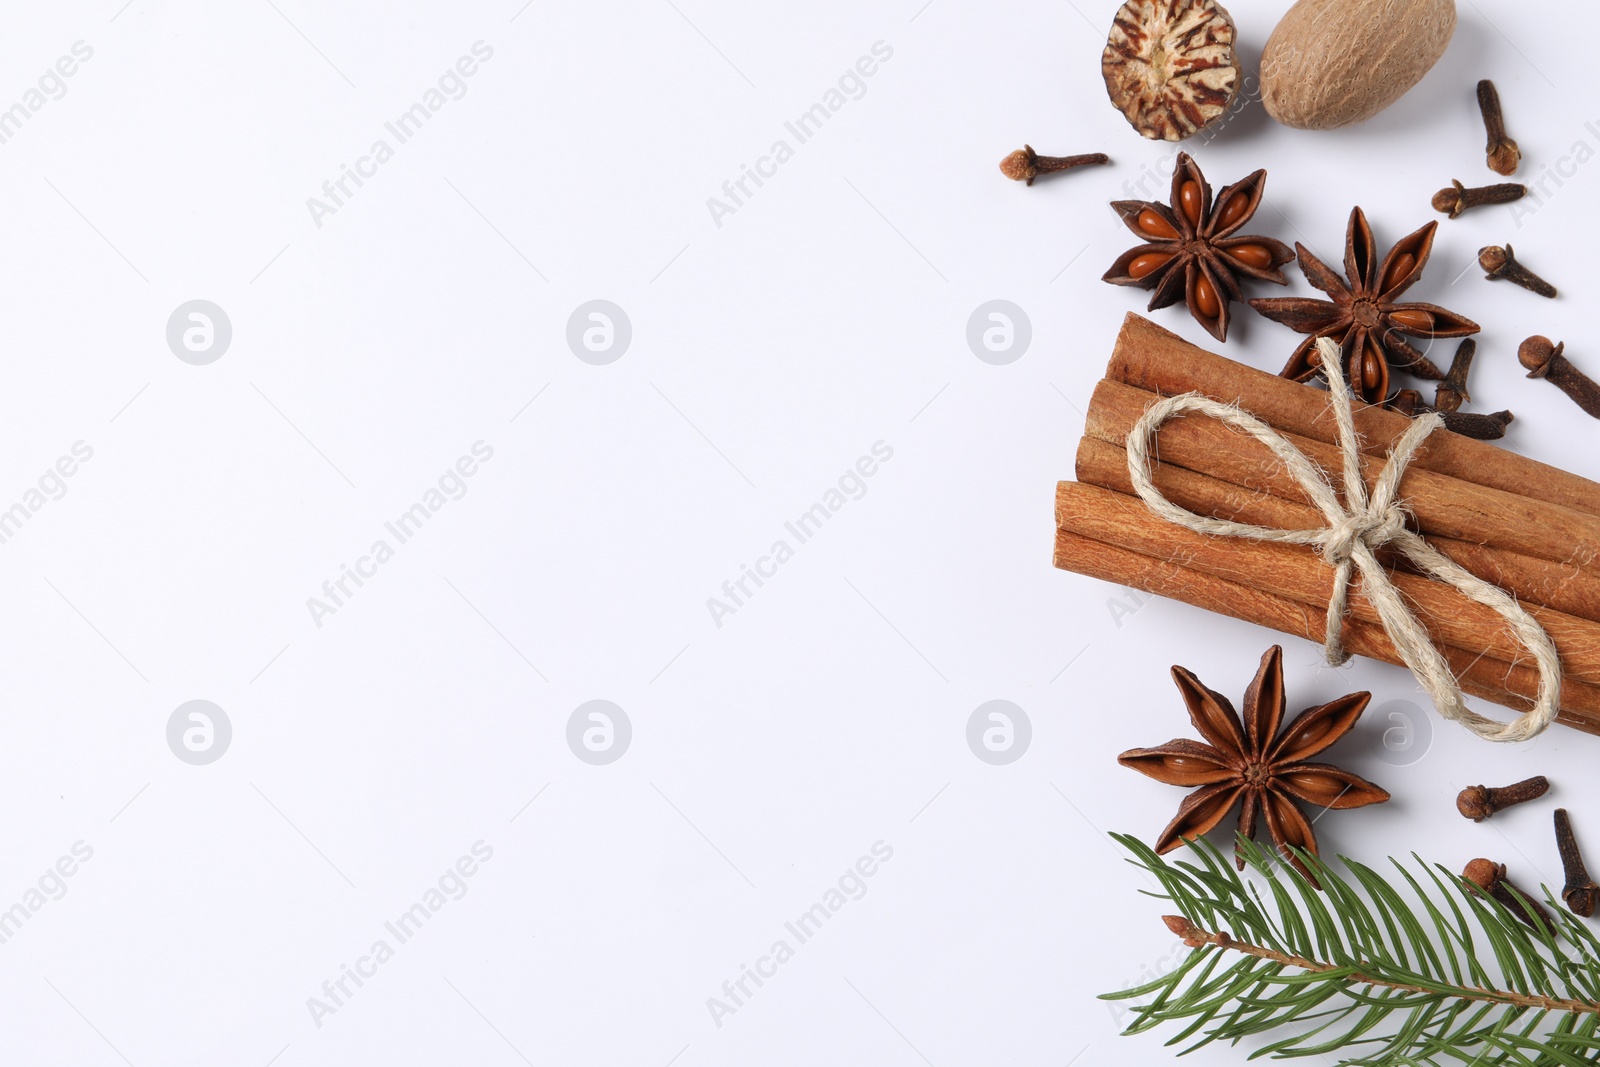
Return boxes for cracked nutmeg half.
[1250,206,1480,405]
[1119,645,1389,887]
[1102,152,1293,342]
[1102,0,1242,141]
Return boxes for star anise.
[1119,646,1389,885]
[1103,152,1294,342]
[1250,206,1480,405]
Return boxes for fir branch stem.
[1164,915,1600,1017]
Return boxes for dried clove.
[1463,858,1555,932]
[1457,775,1549,821]
[1519,336,1600,419]
[1436,338,1477,413]
[1386,341,1512,440]
[1480,245,1556,298]
[1555,808,1599,918]
[1389,390,1512,439]
[1477,80,1521,177]
[999,146,1110,186]
[1438,409,1513,439]
[1432,179,1527,219]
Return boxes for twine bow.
[1124,336,1561,743]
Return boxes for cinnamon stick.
[1106,312,1600,520]
[1056,478,1600,689]
[1052,521,1600,736]
[1085,377,1600,574]
[1074,436,1600,625]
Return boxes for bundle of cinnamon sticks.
[1055,313,1600,737]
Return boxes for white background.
[0,1,1595,1064]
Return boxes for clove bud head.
[1519,335,1564,378]
[1430,182,1464,216]
[1457,784,1495,820]
[1463,858,1556,932]
[1567,883,1597,918]
[999,147,1040,183]
[1487,139,1521,178]
[1463,857,1504,890]
[1478,246,1511,274]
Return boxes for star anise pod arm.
[1118,738,1239,787]
[1152,782,1245,856]
[1208,169,1295,286]
[1118,646,1389,886]
[1170,661,1249,754]
[1249,244,1348,333]
[1277,762,1390,810]
[1268,691,1374,764]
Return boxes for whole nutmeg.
[1102,0,1242,142]
[1260,0,1457,130]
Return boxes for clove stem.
[1436,339,1476,412]
[1480,245,1556,298]
[1520,336,1600,419]
[999,146,1110,186]
[1556,808,1599,917]
[1477,80,1521,177]
[1433,180,1527,219]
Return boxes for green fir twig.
[1102,833,1600,1064]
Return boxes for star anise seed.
[1103,152,1294,343]
[1119,645,1390,887]
[1250,206,1480,405]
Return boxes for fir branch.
[1102,833,1600,1065]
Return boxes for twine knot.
[1321,504,1406,567]
[1123,336,1561,743]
